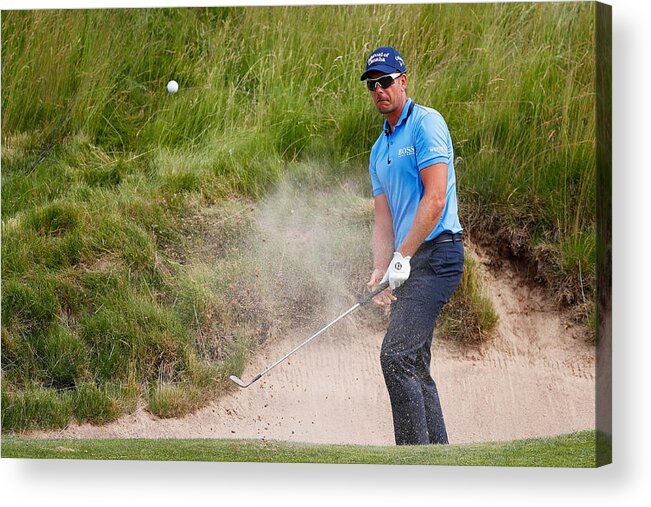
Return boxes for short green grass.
[1,431,602,467]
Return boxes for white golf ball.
[166,80,179,94]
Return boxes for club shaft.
[232,281,389,387]
[256,303,361,380]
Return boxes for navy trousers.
[380,237,464,445]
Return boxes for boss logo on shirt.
[398,146,416,157]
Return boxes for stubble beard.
[375,99,397,115]
[374,88,406,117]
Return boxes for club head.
[229,375,248,388]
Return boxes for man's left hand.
[381,252,411,290]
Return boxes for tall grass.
[2,4,596,233]
[2,4,596,431]
[2,3,596,265]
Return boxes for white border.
[2,0,650,506]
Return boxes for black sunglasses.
[365,72,403,91]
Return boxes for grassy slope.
[1,431,601,467]
[2,4,596,431]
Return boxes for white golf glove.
[381,252,412,290]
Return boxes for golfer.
[363,47,464,445]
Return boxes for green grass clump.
[80,295,191,383]
[148,336,247,418]
[71,382,121,425]
[1,431,603,467]
[147,382,203,419]
[1,384,73,431]
[440,254,499,344]
[1,272,60,332]
[29,324,89,389]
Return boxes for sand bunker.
[31,244,595,445]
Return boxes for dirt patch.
[27,243,594,445]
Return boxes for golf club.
[229,281,390,388]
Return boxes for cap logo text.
[368,52,390,65]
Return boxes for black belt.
[427,232,462,245]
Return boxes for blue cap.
[360,46,406,81]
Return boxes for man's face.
[366,70,407,115]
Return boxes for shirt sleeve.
[414,112,451,171]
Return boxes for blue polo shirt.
[369,98,463,250]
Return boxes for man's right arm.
[368,193,396,305]
[372,193,394,272]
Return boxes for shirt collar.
[383,98,414,133]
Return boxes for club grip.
[358,280,390,305]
